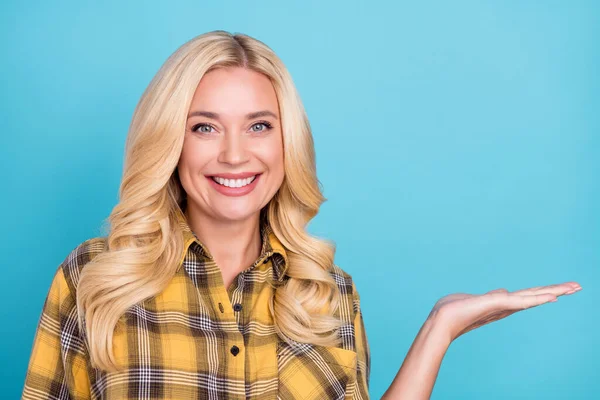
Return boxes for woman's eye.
[251,122,272,132]
[193,124,215,134]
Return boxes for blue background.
[1,0,598,398]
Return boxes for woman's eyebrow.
[187,110,279,120]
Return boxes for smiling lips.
[206,172,262,196]
[211,175,257,188]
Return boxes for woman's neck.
[184,206,263,287]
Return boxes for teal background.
[1,0,598,398]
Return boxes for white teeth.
[212,175,257,188]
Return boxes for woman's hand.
[429,281,582,342]
[381,281,582,399]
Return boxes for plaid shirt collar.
[174,207,289,281]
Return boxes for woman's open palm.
[430,281,582,342]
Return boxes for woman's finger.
[511,283,581,297]
[510,282,581,296]
[506,293,558,310]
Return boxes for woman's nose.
[218,133,249,165]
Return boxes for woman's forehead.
[189,67,279,115]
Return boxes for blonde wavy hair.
[76,30,343,372]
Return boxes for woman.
[22,30,581,400]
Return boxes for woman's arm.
[22,265,92,400]
[381,314,450,399]
[381,282,582,400]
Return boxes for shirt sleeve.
[352,281,371,399]
[22,265,92,400]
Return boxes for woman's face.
[178,67,284,223]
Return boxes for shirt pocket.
[276,340,358,400]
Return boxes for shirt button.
[230,345,240,356]
[233,303,243,312]
[218,302,224,313]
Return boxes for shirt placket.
[211,268,247,399]
[228,272,246,332]
[184,241,247,400]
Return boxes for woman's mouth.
[206,173,262,197]
[210,175,257,188]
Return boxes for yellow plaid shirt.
[22,209,371,399]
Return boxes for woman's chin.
[213,207,260,223]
